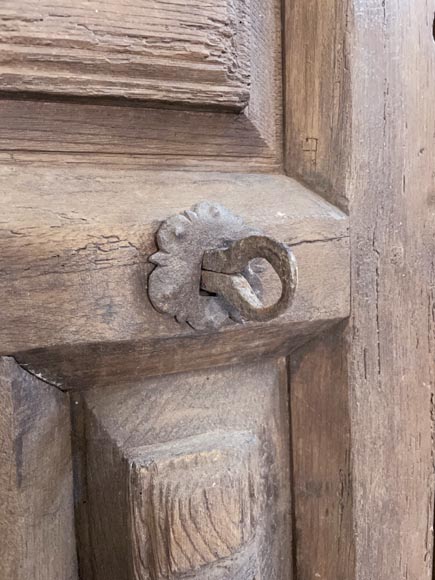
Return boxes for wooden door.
[0,2,433,580]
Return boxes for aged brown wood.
[129,432,259,579]
[285,0,435,578]
[0,91,282,173]
[13,319,335,391]
[3,0,433,576]
[289,328,354,580]
[0,0,282,173]
[70,359,293,580]
[283,3,355,576]
[0,0,354,577]
[0,0,253,109]
[284,0,350,210]
[0,357,77,579]
[348,2,435,577]
[0,168,349,387]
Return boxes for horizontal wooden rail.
[0,166,349,388]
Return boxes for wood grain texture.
[0,98,268,156]
[284,0,435,578]
[0,0,282,172]
[0,0,251,109]
[290,328,354,580]
[15,318,337,391]
[129,432,259,579]
[71,359,292,580]
[348,2,435,578]
[284,0,351,210]
[0,168,350,386]
[0,96,281,172]
[0,356,77,579]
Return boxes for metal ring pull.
[201,235,297,323]
[148,202,298,330]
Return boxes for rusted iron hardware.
[148,202,297,330]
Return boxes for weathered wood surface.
[284,4,355,577]
[0,98,267,157]
[71,359,292,580]
[285,0,435,578]
[129,432,259,579]
[15,319,334,391]
[0,357,77,579]
[0,97,281,173]
[0,168,349,386]
[0,0,282,172]
[290,328,354,580]
[284,0,350,210]
[347,2,435,578]
[0,0,251,109]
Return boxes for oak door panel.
[0,0,282,173]
[0,0,250,109]
[0,0,357,578]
